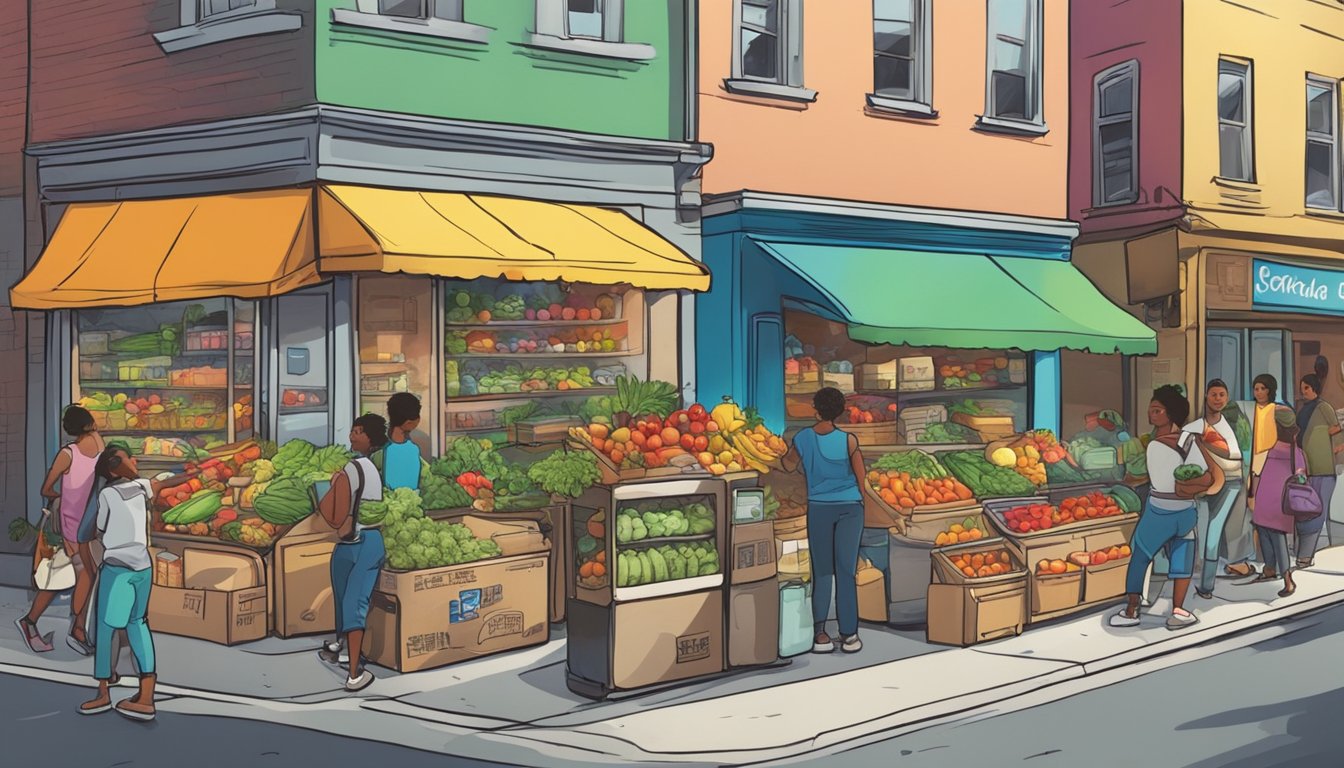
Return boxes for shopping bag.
[1283,449,1323,520]
[32,509,76,592]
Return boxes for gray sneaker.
[1166,610,1199,630]
[345,670,375,692]
[840,634,862,654]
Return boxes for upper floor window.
[725,0,813,102]
[1093,60,1139,206]
[566,0,606,39]
[981,0,1044,133]
[374,0,463,22]
[531,0,654,60]
[1306,76,1339,210]
[870,0,933,115]
[1218,59,1254,182]
[157,0,299,53]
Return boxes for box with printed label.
[729,521,777,584]
[367,540,552,672]
[148,543,266,645]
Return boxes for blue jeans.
[1257,525,1291,575]
[1196,480,1245,593]
[807,502,864,637]
[331,530,386,634]
[1126,500,1197,595]
[1296,475,1335,562]
[94,564,154,681]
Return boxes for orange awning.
[317,185,711,291]
[10,189,320,309]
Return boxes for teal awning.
[755,240,1157,355]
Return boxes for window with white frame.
[1093,60,1139,206]
[739,0,781,81]
[727,0,808,98]
[1306,76,1339,210]
[531,0,652,59]
[372,0,463,21]
[984,0,1042,127]
[200,0,256,18]
[872,0,932,109]
[566,0,605,38]
[1218,59,1254,182]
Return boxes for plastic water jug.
[778,581,813,657]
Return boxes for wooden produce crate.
[842,422,902,446]
[887,503,986,543]
[513,416,582,446]
[927,537,1027,647]
[951,412,1016,441]
[567,438,701,485]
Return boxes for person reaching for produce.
[781,387,887,655]
[81,446,198,721]
[376,393,426,491]
[316,414,388,692]
[1111,386,1210,631]
[16,406,103,655]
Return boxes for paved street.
[0,675,506,768]
[807,603,1344,768]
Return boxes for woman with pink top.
[15,406,103,654]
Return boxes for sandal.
[1224,563,1256,578]
[14,617,54,653]
[1249,569,1279,584]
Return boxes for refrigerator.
[722,473,779,668]
[566,476,727,699]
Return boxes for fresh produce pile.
[614,503,715,543]
[842,402,898,424]
[948,548,1019,579]
[527,449,601,498]
[940,356,1014,389]
[139,436,208,460]
[933,518,987,547]
[444,287,616,325]
[1045,459,1089,486]
[868,451,976,509]
[220,518,278,548]
[940,450,1038,498]
[378,489,503,571]
[108,324,181,357]
[1068,545,1131,567]
[452,362,598,396]
[271,440,357,488]
[1035,558,1082,575]
[162,490,223,526]
[356,487,420,528]
[916,422,979,444]
[998,491,1126,534]
[419,467,472,510]
[988,444,1047,485]
[253,478,317,526]
[616,541,720,587]
[446,328,620,355]
[872,450,949,479]
[949,400,1003,418]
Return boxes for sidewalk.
[5,548,1344,766]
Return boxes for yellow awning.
[318,185,711,291]
[9,190,320,309]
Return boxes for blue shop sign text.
[1252,259,1344,315]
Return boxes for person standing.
[1183,380,1244,599]
[1244,407,1304,597]
[81,446,198,720]
[317,414,388,692]
[376,393,424,491]
[1226,373,1281,578]
[780,387,883,654]
[1294,374,1340,568]
[1112,386,1206,630]
[16,406,104,655]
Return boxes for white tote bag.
[32,509,76,592]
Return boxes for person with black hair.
[1294,374,1340,567]
[1111,386,1206,630]
[376,392,424,491]
[780,387,889,654]
[1226,373,1284,578]
[81,446,198,721]
[1246,408,1305,597]
[316,413,388,692]
[16,406,104,655]
[1182,380,1245,599]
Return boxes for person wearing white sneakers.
[1111,386,1210,631]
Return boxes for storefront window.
[75,299,256,461]
[442,279,645,440]
[782,310,1028,444]
[358,274,433,436]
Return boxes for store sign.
[1252,259,1344,315]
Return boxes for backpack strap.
[342,460,367,543]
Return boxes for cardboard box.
[897,356,936,392]
[857,559,887,623]
[858,362,898,391]
[184,549,261,591]
[730,521,777,584]
[1082,528,1131,604]
[611,589,723,689]
[728,578,779,668]
[271,515,339,638]
[149,584,268,645]
[927,538,1027,646]
[368,521,551,672]
[461,515,547,557]
[1031,569,1083,614]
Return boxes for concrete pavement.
[4,547,1344,766]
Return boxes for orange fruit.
[1049,560,1067,574]
[963,566,976,578]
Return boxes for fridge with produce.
[566,477,728,699]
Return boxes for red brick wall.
[29,0,314,144]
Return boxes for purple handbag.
[1283,448,1323,521]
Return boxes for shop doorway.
[273,288,333,445]
[1206,328,1294,406]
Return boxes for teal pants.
[94,564,155,681]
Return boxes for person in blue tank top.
[378,393,425,491]
[781,387,880,654]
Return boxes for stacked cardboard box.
[898,404,948,443]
